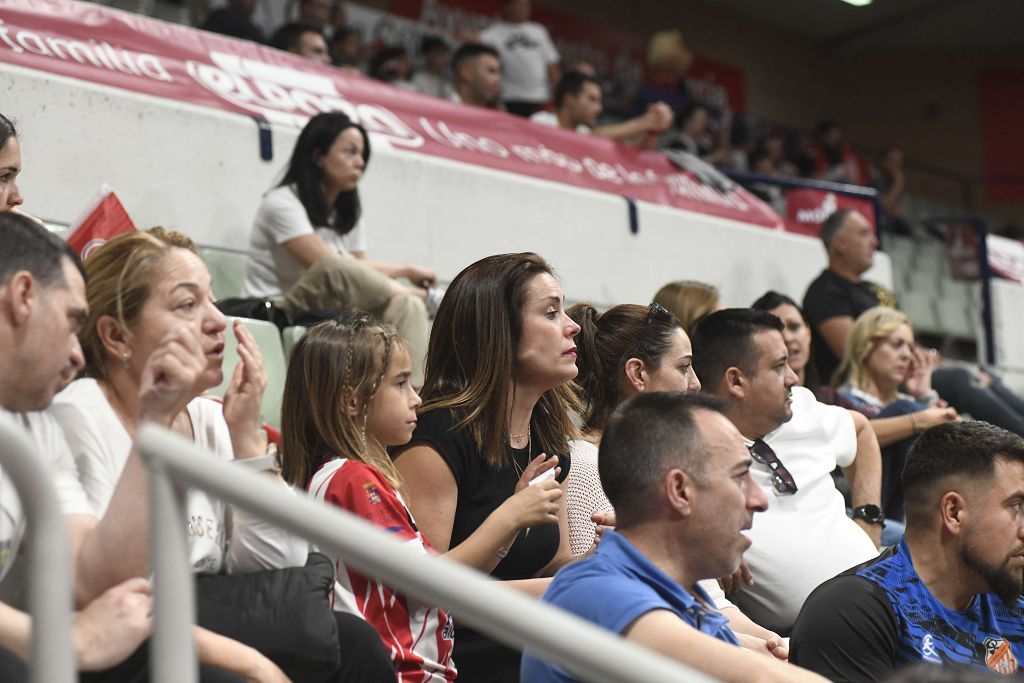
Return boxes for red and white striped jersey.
[309,458,457,682]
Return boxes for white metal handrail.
[137,424,718,683]
[0,412,75,682]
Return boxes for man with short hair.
[801,208,891,382]
[408,35,454,100]
[271,22,330,64]
[692,308,883,633]
[529,71,673,144]
[450,43,503,109]
[0,213,153,678]
[521,392,827,683]
[791,420,1024,681]
[479,0,559,117]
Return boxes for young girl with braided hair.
[281,314,561,682]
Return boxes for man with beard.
[692,308,882,633]
[790,420,1024,681]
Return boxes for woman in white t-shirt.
[567,301,790,659]
[242,112,438,387]
[50,228,311,682]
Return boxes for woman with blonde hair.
[393,252,580,682]
[834,306,957,520]
[653,280,722,335]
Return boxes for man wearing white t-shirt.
[479,0,560,117]
[691,308,883,633]
[0,214,153,678]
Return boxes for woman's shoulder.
[50,378,111,427]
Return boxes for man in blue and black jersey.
[790,420,1024,681]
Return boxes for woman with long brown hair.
[393,252,580,682]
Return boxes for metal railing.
[136,423,717,683]
[0,412,76,683]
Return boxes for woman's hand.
[903,345,938,399]
[915,406,959,432]
[222,320,268,458]
[590,510,616,545]
[717,559,754,595]
[497,453,562,529]
[736,633,788,661]
[138,325,208,427]
[74,578,152,671]
[405,263,437,289]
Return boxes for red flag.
[65,186,137,259]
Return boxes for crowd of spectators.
[0,1,1020,680]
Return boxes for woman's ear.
[312,150,325,169]
[96,314,133,369]
[623,357,647,393]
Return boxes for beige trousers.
[278,252,428,387]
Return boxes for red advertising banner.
[783,188,876,238]
[944,223,982,282]
[0,0,778,227]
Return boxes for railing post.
[148,458,198,683]
[0,412,75,683]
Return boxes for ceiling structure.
[695,0,1024,57]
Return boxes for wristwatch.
[852,504,886,527]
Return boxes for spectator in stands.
[450,42,503,109]
[51,228,311,681]
[296,0,330,30]
[241,112,436,387]
[692,308,882,632]
[639,30,693,115]
[567,303,790,656]
[330,25,361,70]
[791,420,1024,680]
[653,279,722,335]
[798,120,867,185]
[833,307,959,520]
[200,0,265,44]
[270,21,330,64]
[803,208,1024,437]
[393,253,577,682]
[0,114,24,215]
[408,35,455,100]
[479,0,560,117]
[762,131,798,177]
[0,213,156,682]
[659,102,731,165]
[368,46,413,87]
[520,392,827,683]
[530,71,673,145]
[871,145,913,236]
[746,146,787,214]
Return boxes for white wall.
[3,62,891,310]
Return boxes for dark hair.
[815,120,840,140]
[0,213,82,288]
[903,420,1024,530]
[691,308,783,393]
[0,114,16,151]
[600,392,728,528]
[280,112,369,236]
[751,290,799,312]
[674,102,708,131]
[413,253,580,469]
[451,42,500,78]
[271,21,324,52]
[419,35,449,56]
[820,208,855,249]
[554,71,600,109]
[569,303,683,433]
[368,46,408,82]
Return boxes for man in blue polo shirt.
[791,420,1024,681]
[522,392,827,683]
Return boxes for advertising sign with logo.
[0,0,780,227]
[783,188,877,237]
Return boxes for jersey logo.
[363,482,381,505]
[984,637,1018,676]
[921,634,941,664]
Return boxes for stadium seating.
[210,316,288,428]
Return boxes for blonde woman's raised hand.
[139,325,207,426]
[222,320,268,458]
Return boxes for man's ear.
[96,315,133,367]
[664,468,697,519]
[4,271,36,327]
[724,366,747,401]
[623,357,646,393]
[940,491,968,537]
